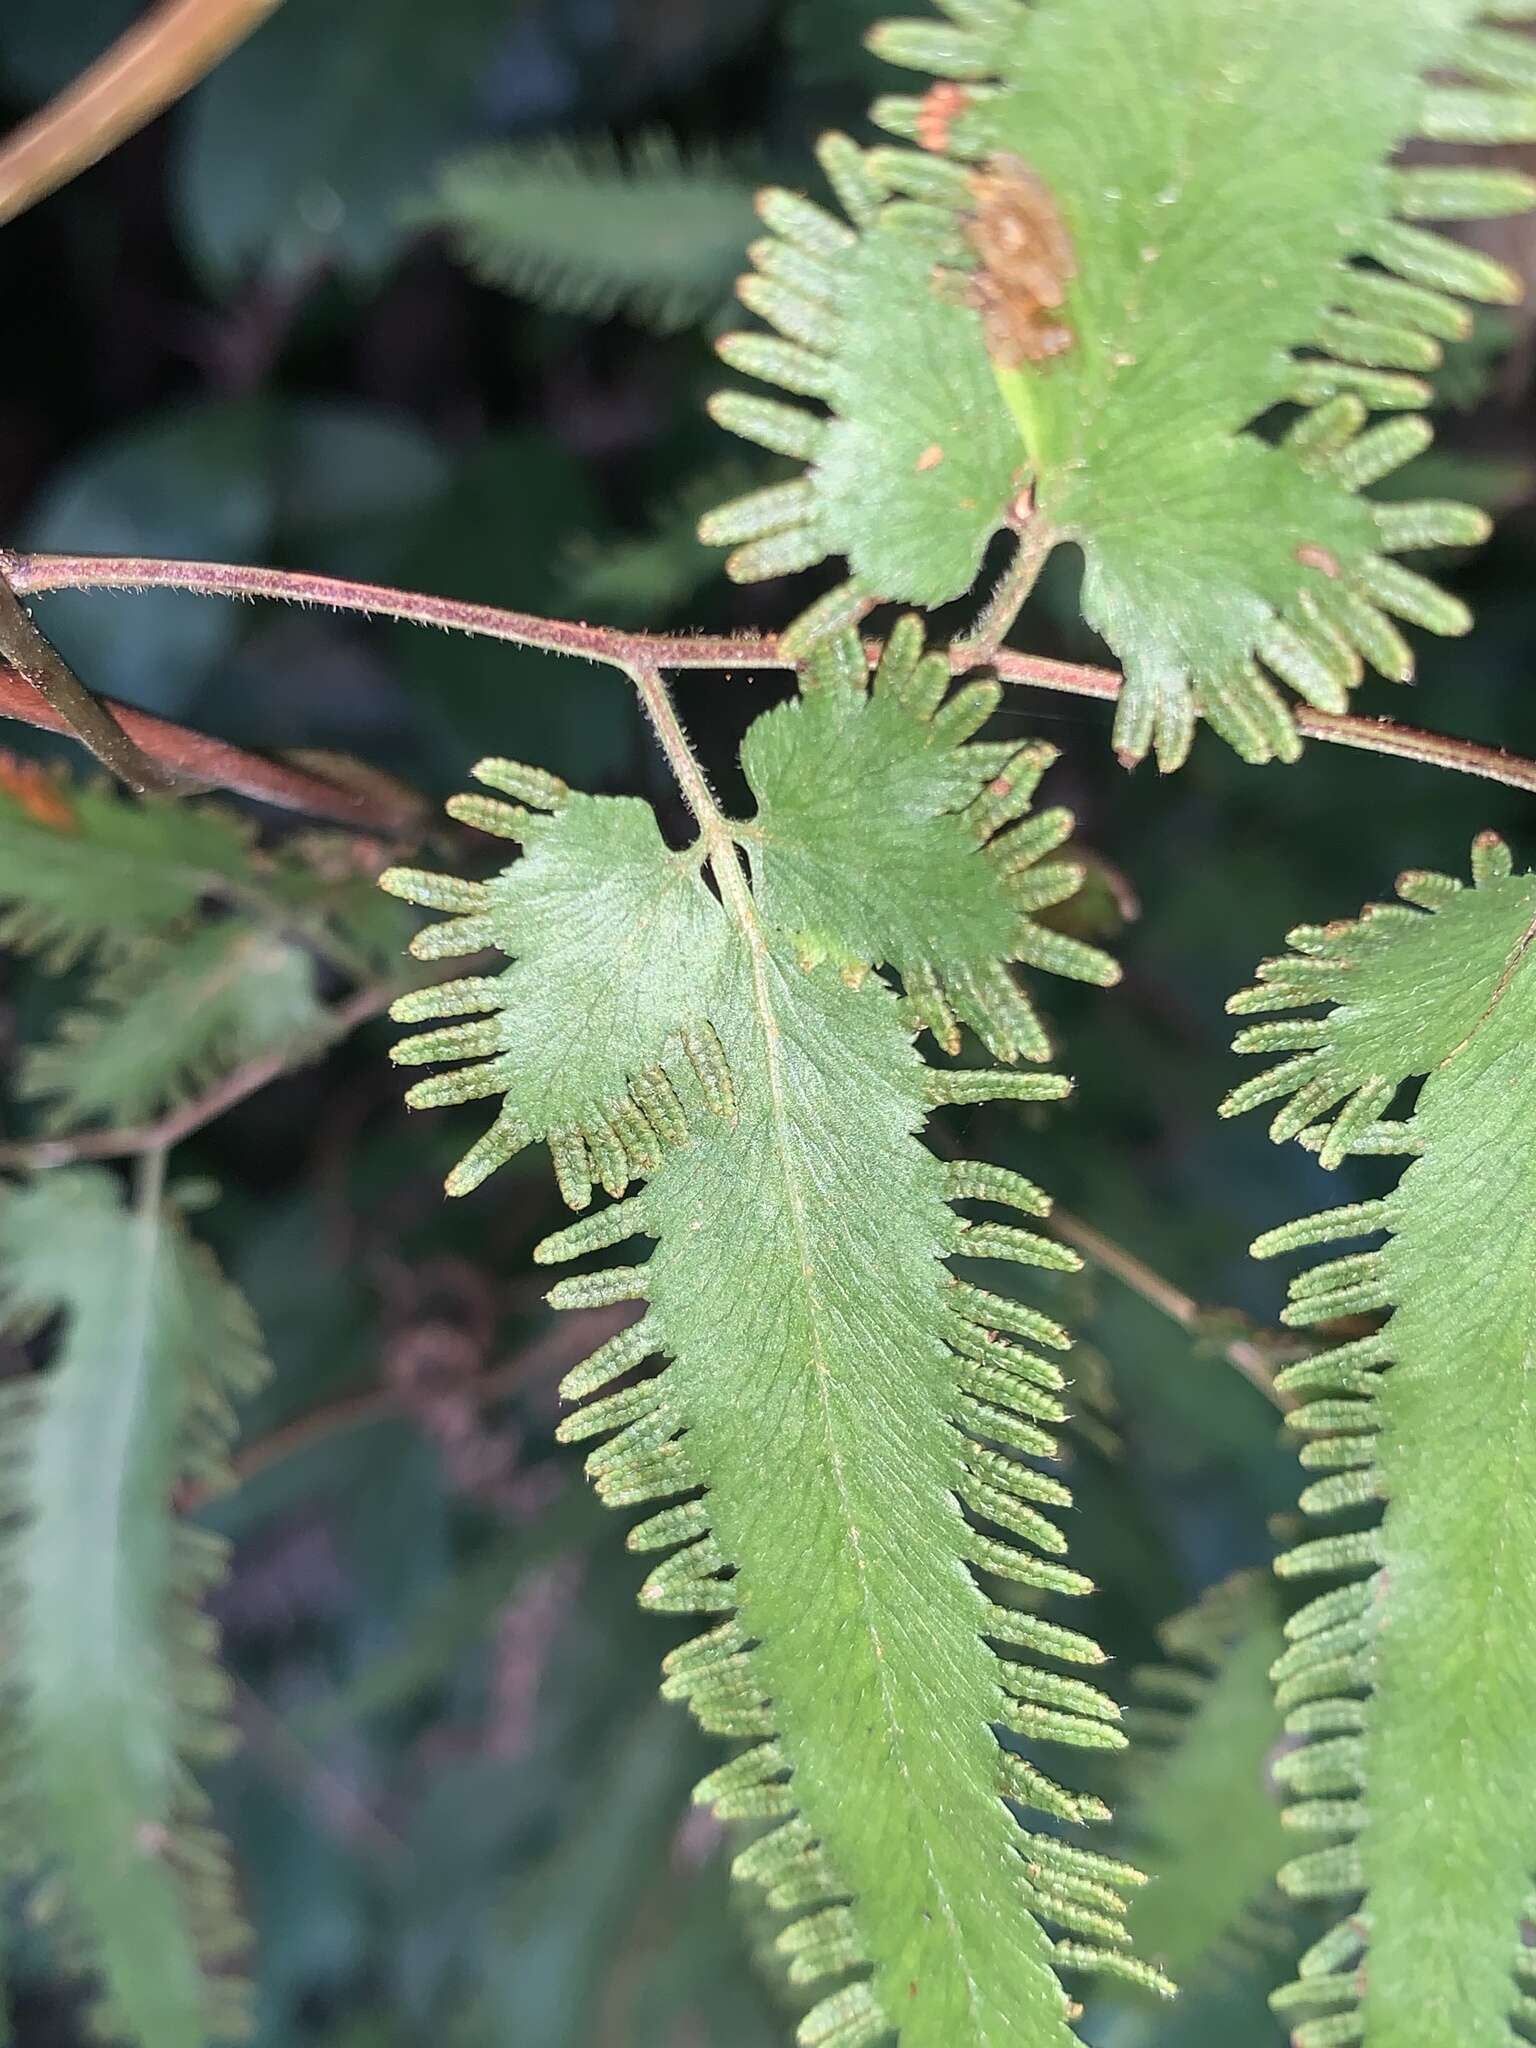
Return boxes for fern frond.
[1227,834,1536,2048]
[384,621,1114,1189]
[0,760,255,970]
[415,133,758,333]
[1117,1574,1289,1990]
[385,632,1169,2044]
[20,923,325,1131]
[705,0,1533,765]
[0,1169,270,2046]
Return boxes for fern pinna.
[703,0,1536,767]
[0,1167,267,2048]
[382,626,1166,2046]
[1225,835,1536,2048]
[0,757,401,1139]
[417,133,756,333]
[1116,1574,1288,1996]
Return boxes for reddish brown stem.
[0,661,418,832]
[1050,1206,1295,1412]
[0,575,176,793]
[11,551,1536,797]
[198,1308,626,1506]
[5,551,751,675]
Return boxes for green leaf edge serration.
[1225,833,1536,2048]
[381,626,1167,2048]
[701,0,1536,768]
[20,922,325,1134]
[0,1170,270,2048]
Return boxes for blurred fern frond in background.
[415,133,759,333]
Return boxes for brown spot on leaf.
[917,82,971,155]
[965,156,1077,369]
[916,443,945,472]
[0,750,76,832]
[1296,543,1341,578]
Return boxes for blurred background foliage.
[0,1,1533,2043]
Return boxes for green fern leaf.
[1225,833,1536,2048]
[1117,1574,1288,1990]
[384,632,1170,2045]
[701,186,1021,644]
[416,134,758,333]
[0,766,255,970]
[743,619,1118,1058]
[20,922,325,1132]
[705,0,1535,765]
[382,762,735,1201]
[0,1168,270,2047]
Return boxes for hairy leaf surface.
[385,773,733,1201]
[742,622,1117,1059]
[1228,835,1536,2048]
[0,1169,269,2047]
[386,632,1167,2045]
[706,0,1535,764]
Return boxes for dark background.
[1,2,1532,2042]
